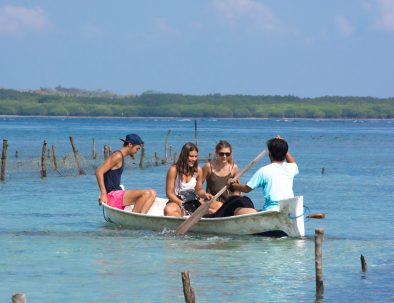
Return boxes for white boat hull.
[102,196,305,237]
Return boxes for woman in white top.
[164,142,212,217]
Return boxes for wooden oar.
[306,213,326,219]
[175,148,268,235]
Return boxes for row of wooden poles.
[9,228,368,303]
[1,129,176,181]
[1,119,201,181]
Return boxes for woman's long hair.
[176,142,199,177]
[215,140,234,164]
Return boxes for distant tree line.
[1,88,393,118]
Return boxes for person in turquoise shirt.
[229,136,298,212]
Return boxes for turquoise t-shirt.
[246,162,299,210]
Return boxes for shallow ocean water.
[0,117,393,302]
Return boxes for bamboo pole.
[163,129,171,164]
[173,151,177,164]
[181,271,196,303]
[51,145,58,170]
[41,140,47,178]
[315,228,324,299]
[92,138,96,159]
[51,145,63,176]
[12,293,26,303]
[139,146,145,168]
[360,254,367,273]
[104,145,109,160]
[1,139,8,181]
[69,136,86,175]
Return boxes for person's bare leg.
[234,207,257,216]
[123,189,156,214]
[139,189,156,213]
[164,202,182,217]
[208,201,223,214]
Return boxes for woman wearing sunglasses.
[202,140,257,217]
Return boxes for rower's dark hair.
[215,140,234,164]
[266,138,288,161]
[176,142,199,177]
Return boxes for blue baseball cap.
[120,134,144,145]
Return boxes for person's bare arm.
[95,152,122,205]
[165,166,183,206]
[226,164,252,193]
[229,182,253,193]
[228,164,242,196]
[285,151,296,163]
[195,167,212,200]
[201,162,210,183]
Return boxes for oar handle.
[175,148,268,235]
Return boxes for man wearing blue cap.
[95,134,156,213]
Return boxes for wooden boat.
[102,196,305,237]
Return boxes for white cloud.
[364,0,394,32]
[155,18,178,35]
[83,24,104,36]
[374,0,394,31]
[0,5,49,36]
[213,0,282,33]
[336,15,354,37]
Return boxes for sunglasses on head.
[218,152,231,157]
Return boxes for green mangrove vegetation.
[1,88,393,118]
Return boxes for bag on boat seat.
[179,189,201,215]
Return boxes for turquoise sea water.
[0,117,393,302]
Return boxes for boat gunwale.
[102,199,292,222]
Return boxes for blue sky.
[0,0,393,97]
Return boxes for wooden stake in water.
[69,136,86,175]
[173,151,177,164]
[361,254,367,273]
[194,120,198,147]
[139,145,145,168]
[1,139,8,181]
[51,145,58,170]
[163,129,171,164]
[41,140,47,178]
[92,138,96,159]
[181,271,196,303]
[104,145,109,160]
[12,293,26,303]
[315,228,324,299]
